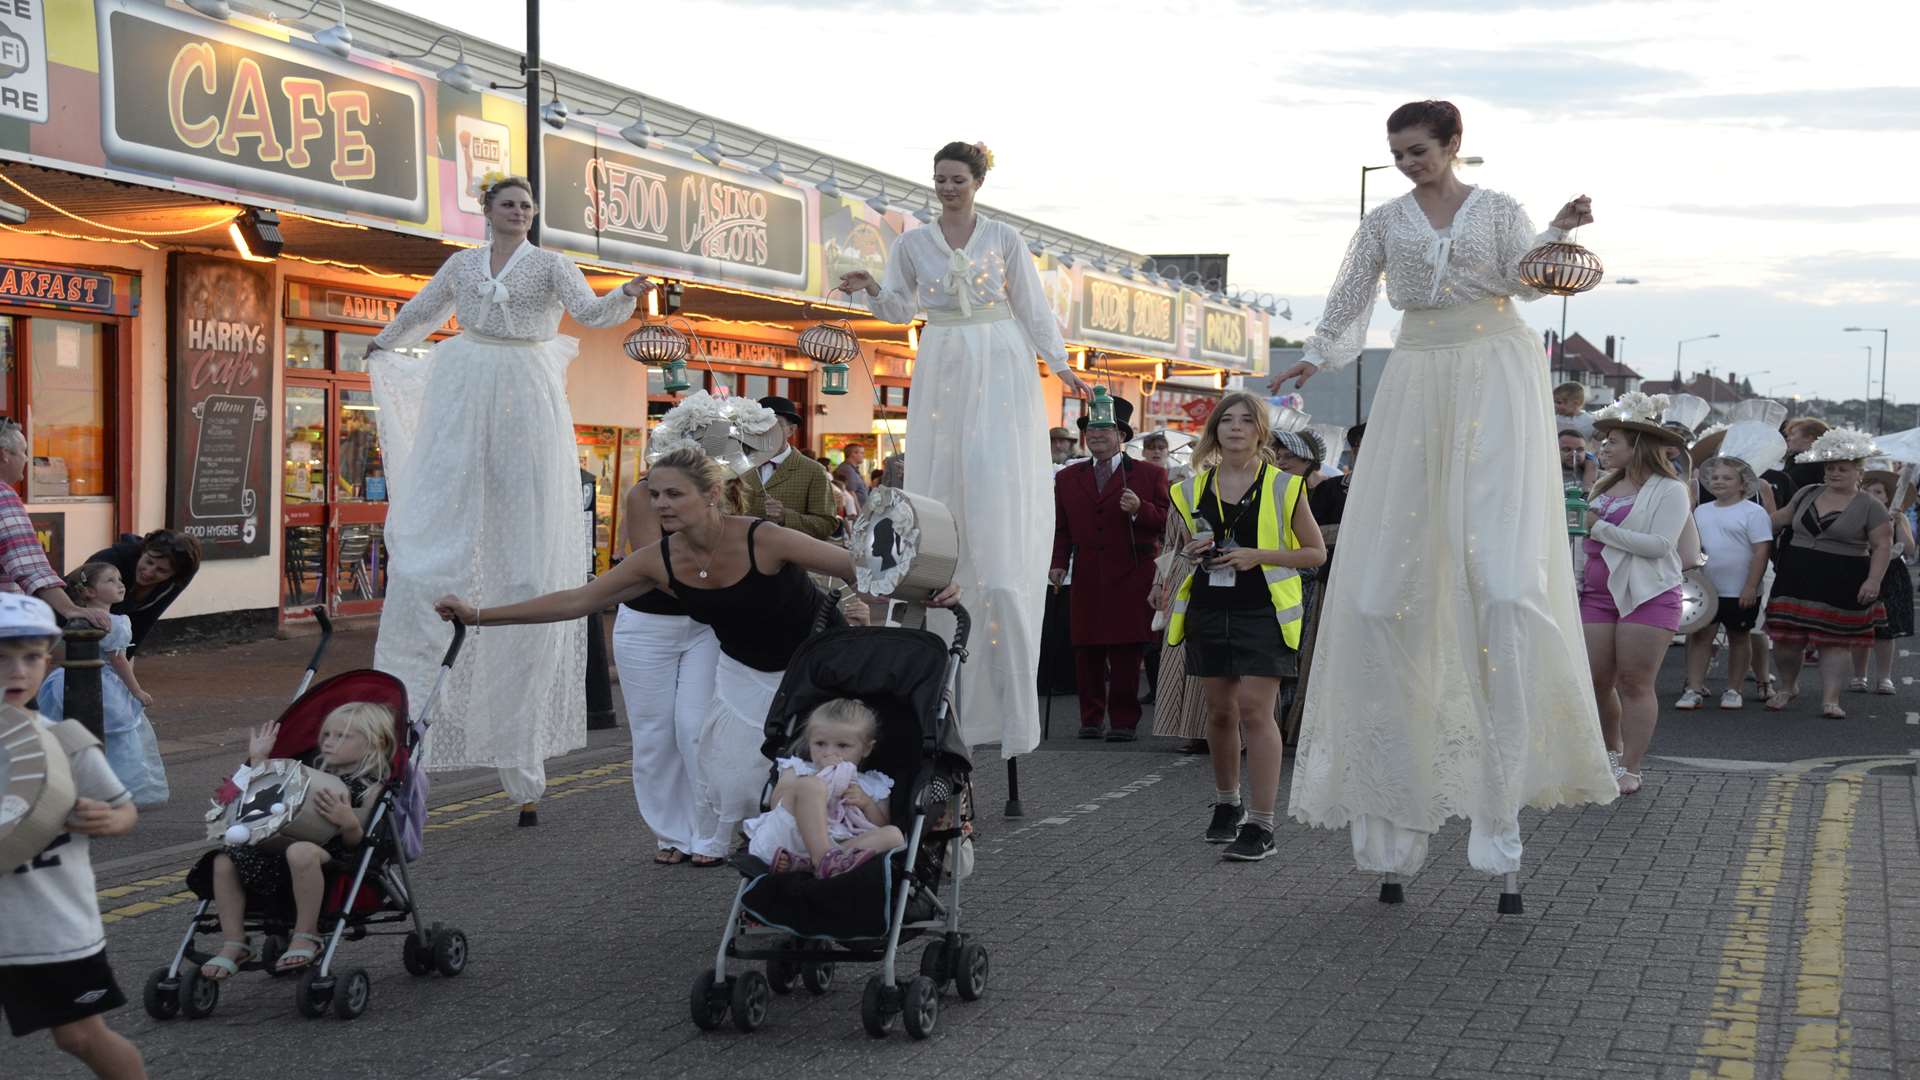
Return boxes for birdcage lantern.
[1087,385,1118,429]
[798,317,860,397]
[1518,241,1605,296]
[1564,483,1589,538]
[622,321,690,366]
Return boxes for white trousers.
[500,764,545,805]
[610,607,720,853]
[691,654,783,858]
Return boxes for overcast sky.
[398,0,1916,411]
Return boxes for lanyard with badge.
[1206,465,1263,588]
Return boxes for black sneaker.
[1205,802,1244,843]
[1078,725,1105,740]
[1222,823,1276,861]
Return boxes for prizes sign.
[168,254,273,560]
[541,133,808,292]
[1200,304,1254,370]
[1078,272,1179,352]
[97,0,427,221]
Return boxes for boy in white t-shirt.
[1679,458,1775,710]
[0,594,146,1079]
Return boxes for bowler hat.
[1076,396,1136,441]
[1048,426,1076,441]
[758,395,804,424]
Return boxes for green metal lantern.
[662,357,691,394]
[1564,483,1589,538]
[1087,385,1118,429]
[798,317,860,398]
[820,361,851,396]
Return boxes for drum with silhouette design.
[1675,567,1720,635]
[0,706,78,874]
[848,487,958,604]
[206,759,348,850]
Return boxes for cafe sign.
[540,131,809,292]
[1199,303,1255,370]
[1076,272,1180,352]
[96,0,427,221]
[168,252,273,560]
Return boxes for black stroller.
[690,606,986,1040]
[143,613,470,1022]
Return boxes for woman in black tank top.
[435,447,956,861]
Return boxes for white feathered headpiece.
[1802,427,1879,464]
[645,390,784,479]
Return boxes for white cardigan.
[1588,475,1692,616]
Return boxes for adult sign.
[96,0,427,221]
[541,131,809,292]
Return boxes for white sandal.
[199,939,253,981]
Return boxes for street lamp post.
[1844,326,1891,432]
[1860,345,1873,426]
[1676,333,1719,393]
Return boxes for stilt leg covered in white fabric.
[611,607,719,853]
[907,320,1052,758]
[1289,299,1618,879]
[498,764,545,805]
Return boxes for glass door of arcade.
[281,326,416,620]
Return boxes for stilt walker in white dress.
[839,141,1090,760]
[366,176,645,825]
[1277,102,1619,911]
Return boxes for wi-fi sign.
[0,28,27,79]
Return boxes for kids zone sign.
[95,0,426,221]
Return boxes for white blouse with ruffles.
[863,216,1069,373]
[371,241,636,350]
[1302,188,1566,372]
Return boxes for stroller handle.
[441,620,468,670]
[948,602,971,657]
[305,607,334,672]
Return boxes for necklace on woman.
[685,518,721,579]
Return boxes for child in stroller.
[744,699,904,878]
[199,705,392,979]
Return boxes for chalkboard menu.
[168,254,274,559]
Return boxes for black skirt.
[1183,605,1297,679]
[1877,557,1914,640]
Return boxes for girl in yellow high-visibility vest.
[1168,392,1325,861]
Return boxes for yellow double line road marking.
[1690,757,1909,1080]
[96,760,635,925]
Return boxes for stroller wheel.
[954,942,989,1002]
[902,975,940,1040]
[142,967,180,1020]
[860,975,895,1038]
[688,970,728,1031]
[402,934,434,977]
[432,928,470,977]
[294,969,332,1019]
[729,970,771,1033]
[919,941,951,991]
[801,961,835,996]
[332,968,372,1020]
[179,966,219,1020]
[766,957,799,994]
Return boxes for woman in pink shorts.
[1580,395,1693,796]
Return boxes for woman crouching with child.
[199,705,393,979]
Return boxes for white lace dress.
[1285,188,1618,877]
[864,216,1068,758]
[368,242,635,776]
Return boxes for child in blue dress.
[36,562,169,807]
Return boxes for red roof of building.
[1560,334,1641,379]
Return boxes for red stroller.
[143,613,470,1022]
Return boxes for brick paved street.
[13,633,1919,1079]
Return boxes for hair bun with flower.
[972,142,995,171]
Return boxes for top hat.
[757,395,804,425]
[1077,395,1135,441]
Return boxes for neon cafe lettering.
[166,43,375,181]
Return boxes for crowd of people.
[1556,382,1918,789]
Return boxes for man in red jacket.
[1048,398,1169,741]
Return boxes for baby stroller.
[143,613,470,1022]
[690,605,986,1040]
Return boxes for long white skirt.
[370,332,588,772]
[1287,299,1617,876]
[611,607,719,853]
[906,318,1051,758]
